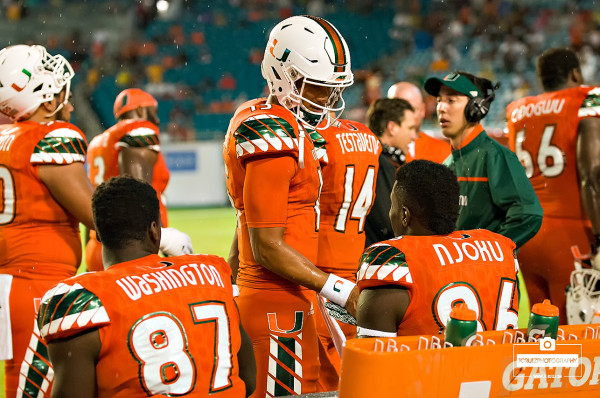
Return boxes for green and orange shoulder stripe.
[38,280,110,342]
[30,121,87,165]
[232,102,303,160]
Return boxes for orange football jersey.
[38,254,245,398]
[223,99,321,290]
[407,131,451,163]
[0,121,87,278]
[314,119,381,280]
[506,86,600,220]
[357,229,519,336]
[87,119,170,226]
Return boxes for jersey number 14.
[334,165,376,233]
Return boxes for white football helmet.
[261,15,353,129]
[566,263,600,324]
[0,45,74,121]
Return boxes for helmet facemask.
[283,67,350,129]
[42,50,74,118]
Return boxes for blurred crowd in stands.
[1,0,599,141]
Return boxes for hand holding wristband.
[319,274,356,307]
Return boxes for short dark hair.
[366,98,414,138]
[455,70,495,99]
[537,48,580,91]
[394,160,459,234]
[92,175,159,250]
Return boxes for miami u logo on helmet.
[269,39,290,62]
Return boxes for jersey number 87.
[128,302,233,395]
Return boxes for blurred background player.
[223,15,359,397]
[86,88,171,271]
[364,98,417,247]
[356,160,520,338]
[0,44,94,397]
[312,110,380,389]
[387,81,451,163]
[506,48,600,323]
[424,71,543,251]
[38,175,256,398]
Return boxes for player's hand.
[344,285,359,318]
[324,301,357,326]
[160,227,193,256]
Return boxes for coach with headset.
[424,71,542,250]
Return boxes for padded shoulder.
[117,120,160,151]
[578,87,600,118]
[37,281,110,342]
[233,112,300,160]
[357,243,413,288]
[30,122,87,165]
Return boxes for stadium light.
[156,0,169,13]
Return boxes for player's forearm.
[252,239,328,291]
[227,231,240,281]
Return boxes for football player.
[356,160,520,338]
[506,48,600,323]
[0,44,95,398]
[86,88,171,272]
[223,15,359,397]
[38,176,256,397]
[387,81,451,163]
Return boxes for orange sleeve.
[244,155,296,228]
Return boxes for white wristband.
[357,326,397,338]
[319,274,356,307]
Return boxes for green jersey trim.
[357,243,412,283]
[117,126,160,151]
[38,282,110,340]
[234,115,298,157]
[31,128,86,164]
[578,88,600,117]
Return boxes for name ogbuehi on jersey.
[116,262,225,300]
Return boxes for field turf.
[0,206,531,397]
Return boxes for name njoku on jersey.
[116,263,225,301]
[433,240,506,266]
[336,132,380,155]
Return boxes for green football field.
[0,206,531,397]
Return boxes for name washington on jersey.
[116,262,225,301]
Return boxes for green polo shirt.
[444,125,543,249]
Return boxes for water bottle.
[527,299,559,341]
[445,303,477,347]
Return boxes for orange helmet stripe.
[305,16,347,73]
